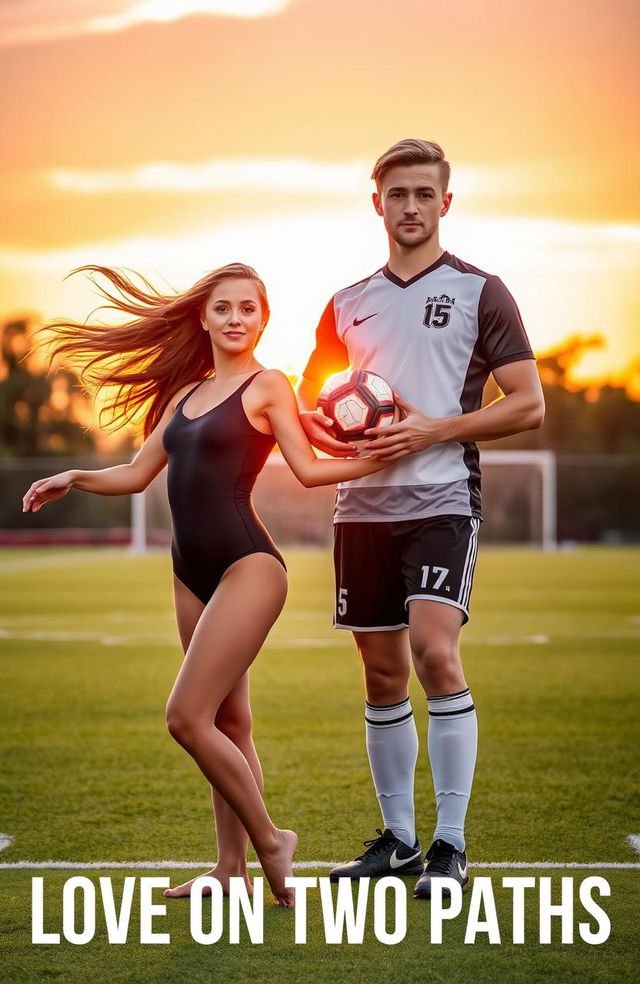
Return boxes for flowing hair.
[46,262,270,438]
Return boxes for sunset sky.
[2,0,639,394]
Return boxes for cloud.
[48,158,372,196]
[0,0,291,48]
[45,158,496,198]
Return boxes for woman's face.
[202,278,264,354]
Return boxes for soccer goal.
[131,449,557,554]
[479,449,557,551]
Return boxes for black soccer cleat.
[329,828,423,881]
[413,839,470,899]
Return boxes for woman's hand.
[22,471,75,513]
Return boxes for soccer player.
[297,139,545,897]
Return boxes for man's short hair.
[372,139,450,192]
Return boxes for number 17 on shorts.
[332,516,481,631]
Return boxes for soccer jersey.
[302,251,535,523]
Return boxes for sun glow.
[2,206,639,391]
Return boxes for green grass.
[0,546,639,983]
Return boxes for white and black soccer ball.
[317,369,397,443]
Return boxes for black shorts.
[333,515,480,631]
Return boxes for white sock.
[365,698,419,846]
[427,688,477,852]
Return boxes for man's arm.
[296,375,323,413]
[296,297,357,456]
[364,359,545,460]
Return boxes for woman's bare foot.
[163,863,252,898]
[259,829,298,907]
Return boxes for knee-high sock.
[365,698,419,846]
[427,688,477,852]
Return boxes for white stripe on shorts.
[458,517,480,610]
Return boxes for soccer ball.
[317,369,397,443]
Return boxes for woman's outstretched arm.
[260,370,396,488]
[22,382,193,512]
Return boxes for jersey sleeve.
[478,276,535,370]
[301,298,350,384]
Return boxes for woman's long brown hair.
[46,262,270,438]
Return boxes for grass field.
[0,545,638,983]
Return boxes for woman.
[22,262,393,907]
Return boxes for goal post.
[130,487,147,556]
[480,449,557,551]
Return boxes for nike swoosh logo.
[352,313,377,326]
[390,848,422,869]
[457,861,468,879]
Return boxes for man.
[297,139,545,898]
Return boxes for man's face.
[373,163,452,249]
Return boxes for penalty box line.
[1,861,640,871]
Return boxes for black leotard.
[162,371,285,604]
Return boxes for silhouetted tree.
[0,318,95,456]
[483,335,640,454]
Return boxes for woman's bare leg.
[165,672,262,893]
[165,554,297,906]
[210,672,264,889]
[165,577,266,897]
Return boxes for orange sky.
[1,0,639,391]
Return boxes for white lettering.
[539,876,573,944]
[464,877,500,944]
[228,876,263,944]
[139,877,170,945]
[430,879,463,944]
[31,877,60,944]
[320,876,369,944]
[502,876,535,943]
[578,877,611,944]
[99,876,135,944]
[62,877,95,945]
[373,877,406,944]
[189,877,224,945]
[286,877,316,944]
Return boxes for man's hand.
[299,409,359,457]
[364,395,443,460]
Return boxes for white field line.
[1,625,638,647]
[0,612,174,625]
[0,627,334,648]
[1,860,639,871]
[467,635,550,645]
[0,614,637,648]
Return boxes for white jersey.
[302,251,535,523]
